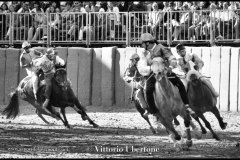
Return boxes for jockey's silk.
[20,49,42,76]
[33,55,55,74]
[33,55,65,74]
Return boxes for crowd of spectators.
[0,1,239,42]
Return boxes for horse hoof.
[65,125,72,129]
[213,135,220,141]
[93,123,99,128]
[186,140,193,147]
[221,123,227,130]
[151,130,157,134]
[175,135,181,141]
[81,115,87,121]
[202,129,207,134]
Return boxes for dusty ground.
[0,104,240,158]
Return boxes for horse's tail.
[2,90,20,119]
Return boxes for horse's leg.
[191,112,207,134]
[27,98,60,121]
[46,105,67,127]
[182,112,193,147]
[35,109,53,125]
[198,113,220,140]
[135,100,156,134]
[211,106,227,130]
[60,108,71,129]
[156,113,181,141]
[173,118,180,126]
[71,98,99,128]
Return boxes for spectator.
[142,2,164,39]
[234,2,240,41]
[216,1,223,10]
[106,1,121,39]
[30,7,47,41]
[189,8,201,40]
[173,3,193,40]
[218,2,235,39]
[45,1,61,13]
[12,1,21,12]
[1,2,9,13]
[190,1,200,11]
[61,1,74,40]
[17,1,31,13]
[208,3,220,40]
[5,4,16,40]
[28,1,45,41]
[95,8,109,40]
[175,1,183,11]
[0,7,6,40]
[90,1,100,12]
[48,5,60,41]
[78,5,98,41]
[194,11,209,40]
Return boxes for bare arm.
[20,54,32,68]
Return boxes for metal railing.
[0,9,239,47]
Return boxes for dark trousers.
[44,73,54,99]
[144,72,189,113]
[167,72,189,105]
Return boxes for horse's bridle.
[54,68,68,90]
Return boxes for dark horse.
[187,69,227,140]
[2,67,98,128]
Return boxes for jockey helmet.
[130,53,139,60]
[22,41,31,49]
[140,33,155,43]
[46,48,55,55]
[176,43,185,52]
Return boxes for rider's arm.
[137,51,151,76]
[192,53,204,70]
[20,54,32,68]
[33,49,43,56]
[159,45,177,67]
[55,56,65,66]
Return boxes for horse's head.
[186,69,201,86]
[54,68,68,90]
[151,57,167,81]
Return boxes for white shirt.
[137,44,157,76]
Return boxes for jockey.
[176,43,219,97]
[32,48,65,114]
[123,53,149,117]
[19,41,43,76]
[137,33,195,116]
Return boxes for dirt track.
[0,105,240,158]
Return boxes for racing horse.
[186,68,227,140]
[2,67,99,128]
[123,57,199,137]
[150,57,197,149]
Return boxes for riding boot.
[136,89,149,117]
[185,104,195,115]
[32,73,39,101]
[201,78,219,97]
[42,98,51,114]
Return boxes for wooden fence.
[0,46,239,112]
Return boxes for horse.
[2,67,99,129]
[124,62,158,134]
[123,58,200,138]
[186,69,227,140]
[150,57,199,149]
